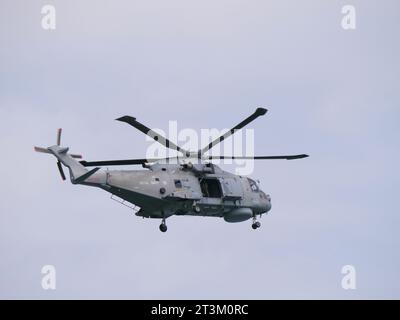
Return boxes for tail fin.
[34,128,100,184]
[47,145,87,182]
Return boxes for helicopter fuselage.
[84,162,271,222]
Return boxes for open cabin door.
[198,177,223,215]
[199,177,243,201]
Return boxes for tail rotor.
[34,128,82,181]
[56,128,62,146]
[56,128,65,180]
[56,159,66,180]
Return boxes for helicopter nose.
[260,191,271,212]
[260,191,269,200]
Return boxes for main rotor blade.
[57,160,66,180]
[199,107,268,156]
[116,116,189,157]
[80,157,179,167]
[206,154,309,160]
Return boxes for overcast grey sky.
[1,0,399,299]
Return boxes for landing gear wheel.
[159,214,167,233]
[159,223,167,232]
[252,221,261,230]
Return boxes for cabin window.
[174,179,182,188]
[248,178,259,192]
[200,178,222,198]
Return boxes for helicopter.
[34,108,308,232]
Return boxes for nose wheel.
[159,218,167,232]
[252,217,261,230]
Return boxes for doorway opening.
[200,178,222,198]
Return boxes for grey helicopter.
[34,108,308,232]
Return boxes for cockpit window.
[248,178,259,192]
